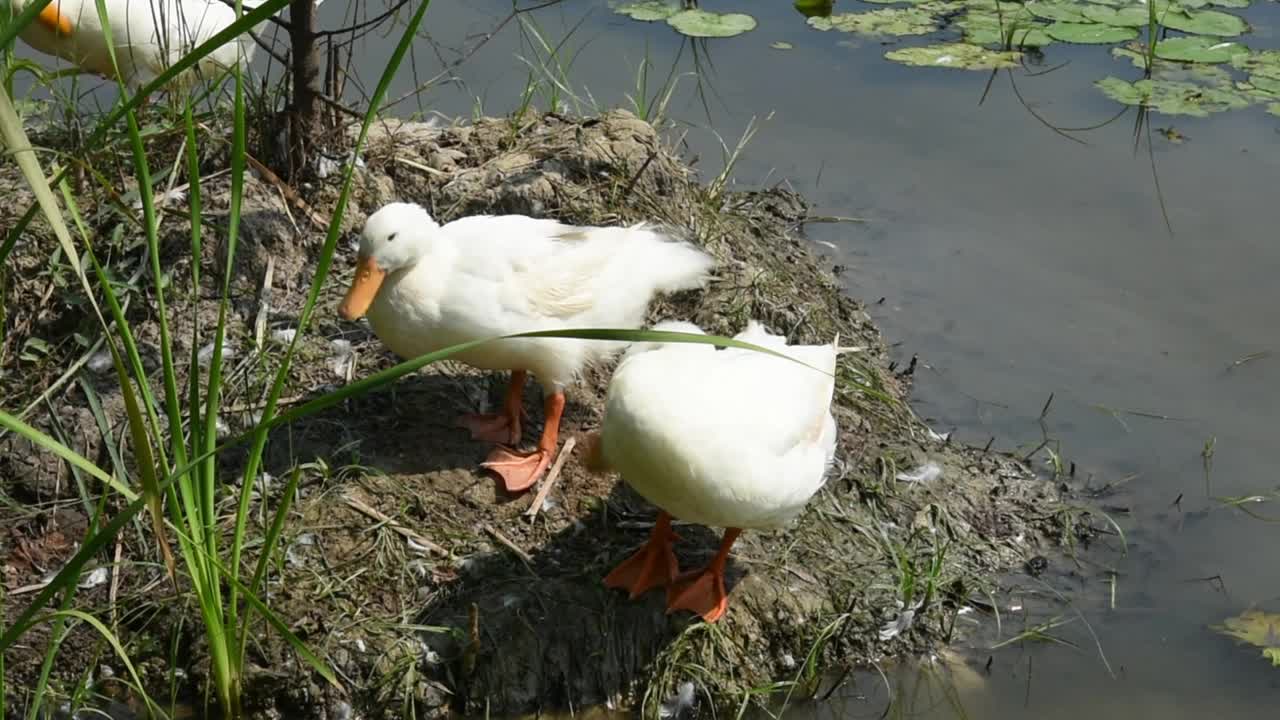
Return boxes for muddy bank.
[1,110,1085,718]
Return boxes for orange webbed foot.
[666,566,729,623]
[481,446,552,494]
[459,370,527,445]
[665,528,741,623]
[457,413,520,445]
[604,512,680,599]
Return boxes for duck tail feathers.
[623,224,715,294]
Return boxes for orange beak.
[338,255,387,321]
[38,1,73,36]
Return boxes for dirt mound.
[0,110,1077,719]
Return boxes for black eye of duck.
[387,232,398,242]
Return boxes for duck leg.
[604,511,681,599]
[481,390,563,494]
[666,528,742,623]
[457,370,526,445]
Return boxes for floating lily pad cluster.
[613,0,1277,117]
[614,2,758,37]
[1099,44,1280,116]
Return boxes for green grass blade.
[99,335,176,582]
[247,467,300,596]
[244,467,301,647]
[0,81,108,330]
[0,494,144,648]
[180,101,212,554]
[46,610,168,720]
[232,0,435,657]
[0,215,16,266]
[215,554,340,689]
[58,182,170,453]
[91,12,191,594]
[0,0,55,57]
[222,47,250,649]
[92,0,188,471]
[181,102,222,588]
[24,492,108,720]
[0,409,131,498]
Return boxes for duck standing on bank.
[337,202,715,494]
[586,320,838,622]
[6,0,305,92]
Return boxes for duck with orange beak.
[6,0,307,94]
[337,202,715,494]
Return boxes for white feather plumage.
[600,321,838,530]
[358,203,716,392]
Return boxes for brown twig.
[483,523,536,575]
[525,436,575,518]
[345,492,451,557]
[240,152,328,231]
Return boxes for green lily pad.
[808,9,940,36]
[794,0,835,15]
[1025,0,1092,22]
[917,0,967,12]
[1046,22,1139,43]
[1109,50,1235,79]
[1081,5,1154,27]
[1154,36,1247,63]
[963,0,1023,9]
[885,42,1022,69]
[666,9,758,37]
[614,0,679,21]
[1215,611,1280,667]
[1112,46,1156,68]
[1161,9,1247,37]
[1267,103,1280,117]
[1231,50,1280,80]
[1238,74,1280,98]
[1096,75,1251,116]
[1209,0,1249,7]
[963,25,1055,47]
[771,41,795,50]
[960,11,1055,46]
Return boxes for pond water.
[344,1,1279,716]
[11,0,1280,715]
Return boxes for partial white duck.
[338,202,716,494]
[586,320,838,623]
[8,0,303,92]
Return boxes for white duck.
[585,320,838,623]
[338,202,715,494]
[8,0,301,92]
